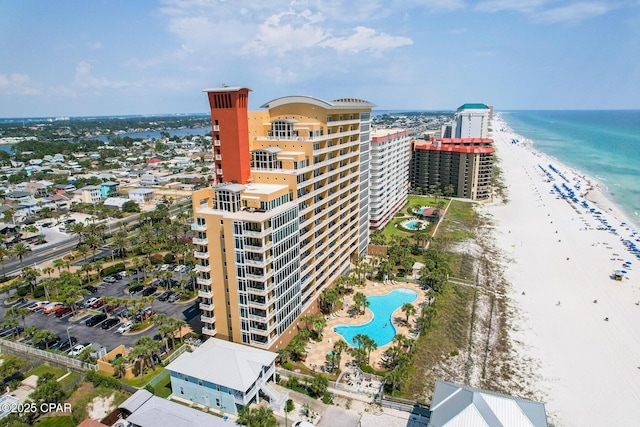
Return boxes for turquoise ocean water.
[500,110,640,227]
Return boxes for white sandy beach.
[486,116,640,426]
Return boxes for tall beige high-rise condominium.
[192,87,374,351]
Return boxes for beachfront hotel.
[441,103,491,139]
[191,86,375,350]
[410,137,495,201]
[369,128,411,230]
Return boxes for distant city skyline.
[1,0,639,117]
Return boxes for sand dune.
[486,116,640,426]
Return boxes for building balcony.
[202,326,217,336]
[244,242,272,252]
[216,169,223,175]
[214,139,221,146]
[213,125,220,131]
[247,299,268,309]
[245,257,270,268]
[192,237,208,245]
[197,277,213,286]
[197,285,213,296]
[195,264,211,273]
[200,314,216,324]
[215,154,222,161]
[245,270,274,281]
[194,251,210,259]
[199,302,214,311]
[191,223,207,232]
[243,228,272,238]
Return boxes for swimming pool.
[405,220,420,230]
[335,288,418,347]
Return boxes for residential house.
[118,390,236,427]
[4,191,33,203]
[140,174,163,186]
[100,182,119,198]
[76,186,102,204]
[103,197,130,210]
[166,338,287,415]
[54,184,76,195]
[128,189,155,204]
[24,182,48,197]
[428,381,548,427]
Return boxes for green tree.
[10,242,30,272]
[353,292,369,316]
[401,302,417,324]
[122,200,140,213]
[5,307,30,332]
[309,373,329,397]
[237,406,278,427]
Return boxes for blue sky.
[1,0,639,117]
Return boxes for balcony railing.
[194,251,209,259]
[192,237,208,245]
[197,277,213,287]
[191,223,206,232]
[202,326,217,336]
[197,288,213,298]
[195,264,211,273]
[200,314,216,324]
[199,302,214,311]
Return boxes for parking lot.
[0,266,202,357]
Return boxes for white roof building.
[428,381,548,427]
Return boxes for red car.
[91,299,105,309]
[104,304,119,313]
[55,306,73,317]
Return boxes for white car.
[117,321,134,334]
[68,343,89,356]
[160,264,171,271]
[84,297,99,308]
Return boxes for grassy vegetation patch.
[120,366,165,388]
[69,385,128,425]
[401,283,474,402]
[33,416,75,427]
[24,364,68,381]
[153,373,172,398]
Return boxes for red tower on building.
[204,86,252,184]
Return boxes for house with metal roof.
[428,381,548,427]
[165,338,287,416]
[118,389,235,427]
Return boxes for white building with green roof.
[454,103,490,139]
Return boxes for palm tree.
[42,266,54,279]
[0,245,8,278]
[421,305,437,329]
[32,329,56,349]
[353,292,369,316]
[10,242,30,272]
[52,258,64,274]
[2,317,19,338]
[401,303,417,324]
[22,267,40,296]
[237,406,278,427]
[276,348,292,365]
[76,244,90,263]
[5,307,30,332]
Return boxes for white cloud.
[406,0,466,12]
[320,26,413,54]
[74,61,136,91]
[533,2,615,24]
[88,41,103,50]
[476,0,549,13]
[0,74,42,95]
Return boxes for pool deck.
[304,279,429,373]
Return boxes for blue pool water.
[335,289,418,347]
[405,221,420,230]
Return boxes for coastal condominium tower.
[192,87,375,350]
[441,103,491,139]
[369,128,411,230]
[410,137,495,201]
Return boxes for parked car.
[101,318,120,330]
[168,293,182,302]
[84,297,99,308]
[141,287,157,297]
[27,301,50,312]
[91,299,105,309]
[55,336,77,351]
[114,273,123,280]
[84,285,98,293]
[135,306,154,322]
[55,306,73,317]
[157,291,173,301]
[43,302,64,314]
[35,335,61,350]
[103,276,117,283]
[129,284,144,295]
[85,313,107,327]
[117,321,134,334]
[104,304,119,313]
[160,264,171,271]
[68,343,90,357]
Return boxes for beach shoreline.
[485,114,640,426]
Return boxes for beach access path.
[485,117,640,426]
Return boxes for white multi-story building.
[454,103,490,138]
[369,128,411,230]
